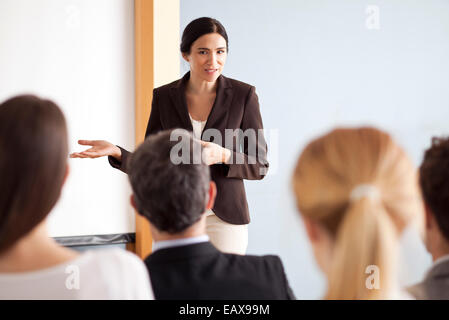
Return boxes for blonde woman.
[291,127,424,299]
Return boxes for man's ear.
[130,194,143,216]
[130,194,136,209]
[206,181,217,210]
[131,195,157,235]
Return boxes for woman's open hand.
[70,140,122,161]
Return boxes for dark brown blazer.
[109,72,268,224]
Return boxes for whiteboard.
[0,0,136,238]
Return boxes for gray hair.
[128,129,210,233]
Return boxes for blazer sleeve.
[224,86,269,180]
[108,89,162,174]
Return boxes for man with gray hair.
[128,129,295,300]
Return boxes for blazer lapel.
[168,72,193,131]
[203,74,233,137]
[168,72,234,136]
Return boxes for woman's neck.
[187,72,217,95]
[0,222,79,273]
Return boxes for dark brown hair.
[420,137,449,241]
[0,95,68,253]
[180,17,229,54]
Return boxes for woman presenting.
[71,17,268,255]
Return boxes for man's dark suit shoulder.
[144,243,295,300]
[222,253,287,283]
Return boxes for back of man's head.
[420,137,449,242]
[129,129,210,234]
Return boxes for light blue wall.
[180,0,449,299]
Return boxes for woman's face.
[183,32,227,83]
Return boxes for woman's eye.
[217,50,225,54]
[199,51,207,55]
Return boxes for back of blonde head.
[292,127,423,299]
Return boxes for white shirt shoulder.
[0,248,154,300]
[78,249,154,300]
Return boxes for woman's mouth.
[205,68,218,74]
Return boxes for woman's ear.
[303,216,334,276]
[182,52,190,63]
[303,216,322,243]
[62,163,70,187]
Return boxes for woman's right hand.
[70,140,122,161]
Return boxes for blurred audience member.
[0,95,153,300]
[129,129,295,300]
[291,127,423,299]
[409,137,449,299]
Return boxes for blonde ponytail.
[326,196,398,299]
[292,127,423,300]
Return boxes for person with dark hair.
[408,137,449,299]
[128,129,294,300]
[0,95,153,299]
[71,17,268,255]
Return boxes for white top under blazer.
[189,114,207,140]
[189,114,214,217]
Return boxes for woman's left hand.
[201,141,231,165]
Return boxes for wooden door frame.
[127,0,179,259]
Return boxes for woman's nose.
[208,52,217,65]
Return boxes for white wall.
[0,0,136,237]
[180,0,449,298]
